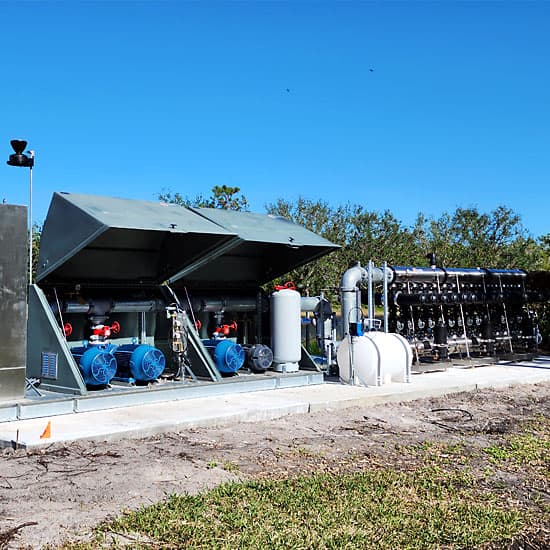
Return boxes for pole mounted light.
[7,139,35,284]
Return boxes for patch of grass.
[483,432,549,468]
[222,461,239,472]
[76,467,527,550]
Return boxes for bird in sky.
[369,68,374,72]
[286,88,290,92]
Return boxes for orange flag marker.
[40,420,51,439]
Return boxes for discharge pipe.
[340,262,384,338]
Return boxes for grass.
[481,416,550,495]
[483,432,549,469]
[53,416,550,549]
[60,466,526,550]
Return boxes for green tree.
[265,198,352,298]
[347,207,420,266]
[538,234,550,270]
[411,206,543,270]
[30,222,41,281]
[158,185,249,211]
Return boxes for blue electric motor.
[114,344,166,382]
[202,339,246,374]
[71,344,117,386]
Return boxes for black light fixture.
[7,139,35,284]
[7,139,34,168]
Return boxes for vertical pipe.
[140,311,147,343]
[319,291,325,357]
[367,260,374,330]
[305,312,310,351]
[256,290,263,344]
[383,261,389,333]
[28,166,33,285]
[455,275,471,359]
[340,263,367,339]
[348,334,355,385]
[498,275,514,353]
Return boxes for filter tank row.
[337,262,546,366]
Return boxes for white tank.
[337,332,412,386]
[271,288,301,372]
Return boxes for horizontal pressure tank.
[337,332,412,386]
[71,344,117,386]
[114,344,166,381]
[271,288,301,373]
[202,339,246,374]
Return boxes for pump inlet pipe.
[340,262,386,338]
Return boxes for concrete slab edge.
[0,402,311,450]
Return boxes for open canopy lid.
[36,192,239,286]
[36,193,340,288]
[170,207,340,287]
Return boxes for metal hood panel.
[175,207,340,286]
[36,192,238,286]
[36,193,339,288]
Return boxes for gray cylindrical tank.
[271,288,301,372]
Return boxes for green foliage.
[158,185,249,211]
[415,206,545,269]
[88,468,523,549]
[29,222,42,280]
[539,233,550,270]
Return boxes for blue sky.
[0,1,548,237]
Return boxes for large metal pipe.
[56,299,165,315]
[390,266,445,283]
[301,297,321,312]
[340,263,384,338]
[190,295,268,313]
[390,266,526,284]
[341,263,367,338]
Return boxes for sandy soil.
[1,381,548,549]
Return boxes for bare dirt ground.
[1,381,549,549]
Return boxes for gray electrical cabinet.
[0,204,27,402]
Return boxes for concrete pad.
[1,361,549,449]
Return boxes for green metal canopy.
[36,192,339,287]
[174,207,340,286]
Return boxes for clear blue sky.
[0,1,548,237]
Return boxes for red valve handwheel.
[63,322,73,337]
[275,281,296,291]
[214,321,238,336]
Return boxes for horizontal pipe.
[58,299,165,314]
[390,266,527,284]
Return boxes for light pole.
[7,140,35,284]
